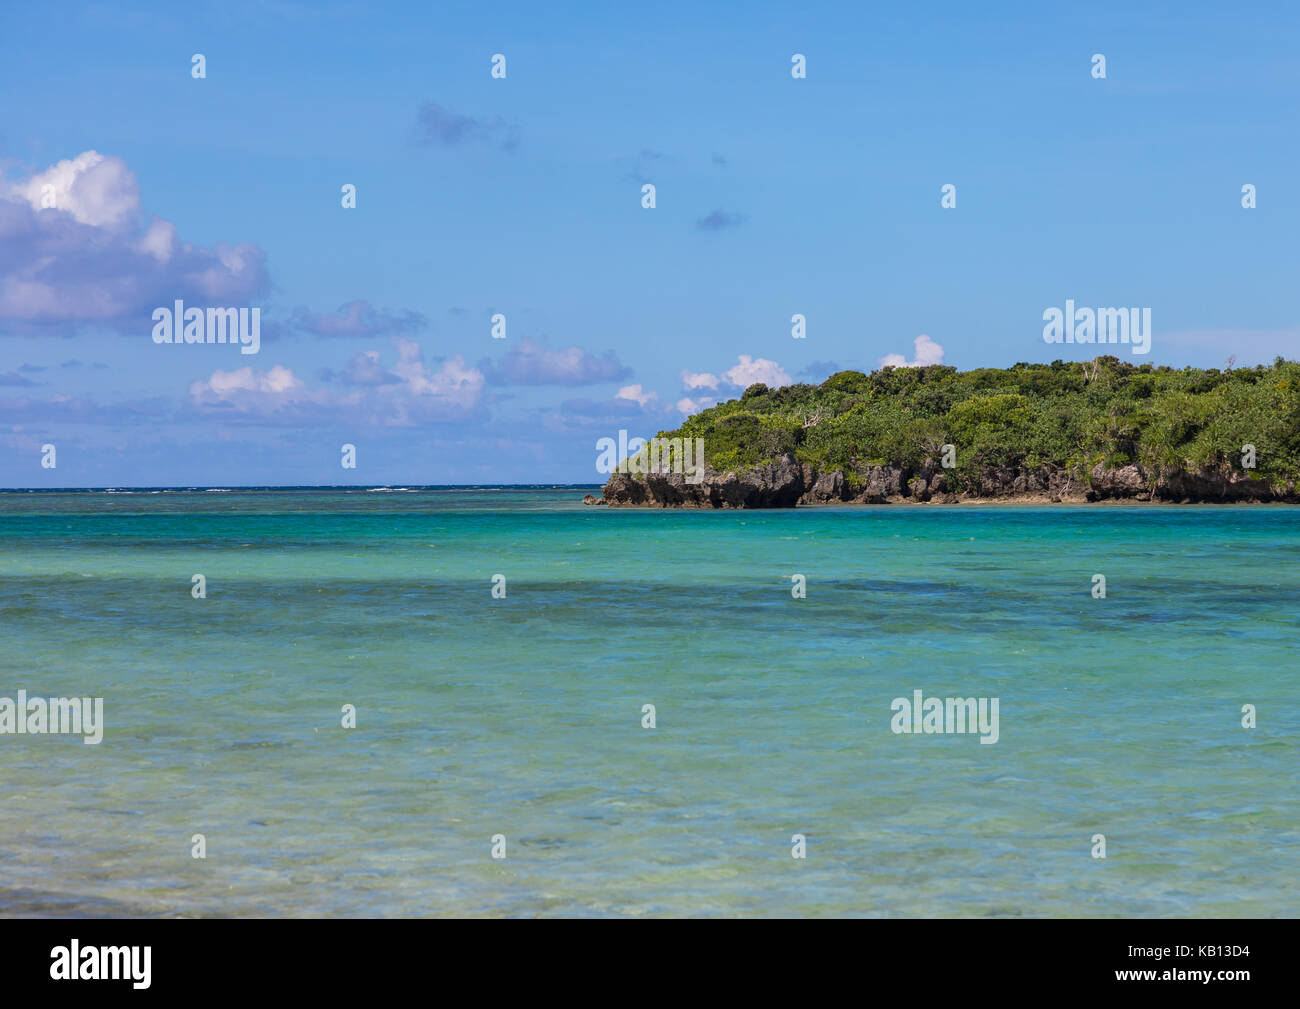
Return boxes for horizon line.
[0,483,605,493]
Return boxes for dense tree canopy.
[656,357,1300,492]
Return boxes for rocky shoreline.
[585,454,1298,507]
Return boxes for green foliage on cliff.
[656,357,1300,492]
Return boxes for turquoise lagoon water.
[0,488,1296,917]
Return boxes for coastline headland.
[588,357,1300,508]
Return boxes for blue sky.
[2,0,1297,486]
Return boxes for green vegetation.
[653,357,1300,493]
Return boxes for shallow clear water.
[0,489,1296,917]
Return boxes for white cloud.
[189,365,306,404]
[723,354,792,388]
[676,396,716,414]
[879,334,945,368]
[136,217,177,262]
[9,151,138,229]
[616,383,658,407]
[485,336,629,385]
[1,151,268,329]
[390,339,484,408]
[187,341,487,421]
[342,349,398,386]
[681,370,719,390]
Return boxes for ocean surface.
[0,487,1295,917]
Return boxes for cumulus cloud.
[189,365,308,406]
[696,209,747,231]
[676,396,716,414]
[415,103,519,152]
[879,334,945,369]
[387,339,485,411]
[615,384,658,407]
[340,349,400,386]
[482,336,631,386]
[9,151,137,228]
[723,354,792,389]
[188,341,486,421]
[291,300,426,338]
[681,369,719,390]
[1,151,268,332]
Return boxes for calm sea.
[0,488,1295,917]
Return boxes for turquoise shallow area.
[0,489,1296,917]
